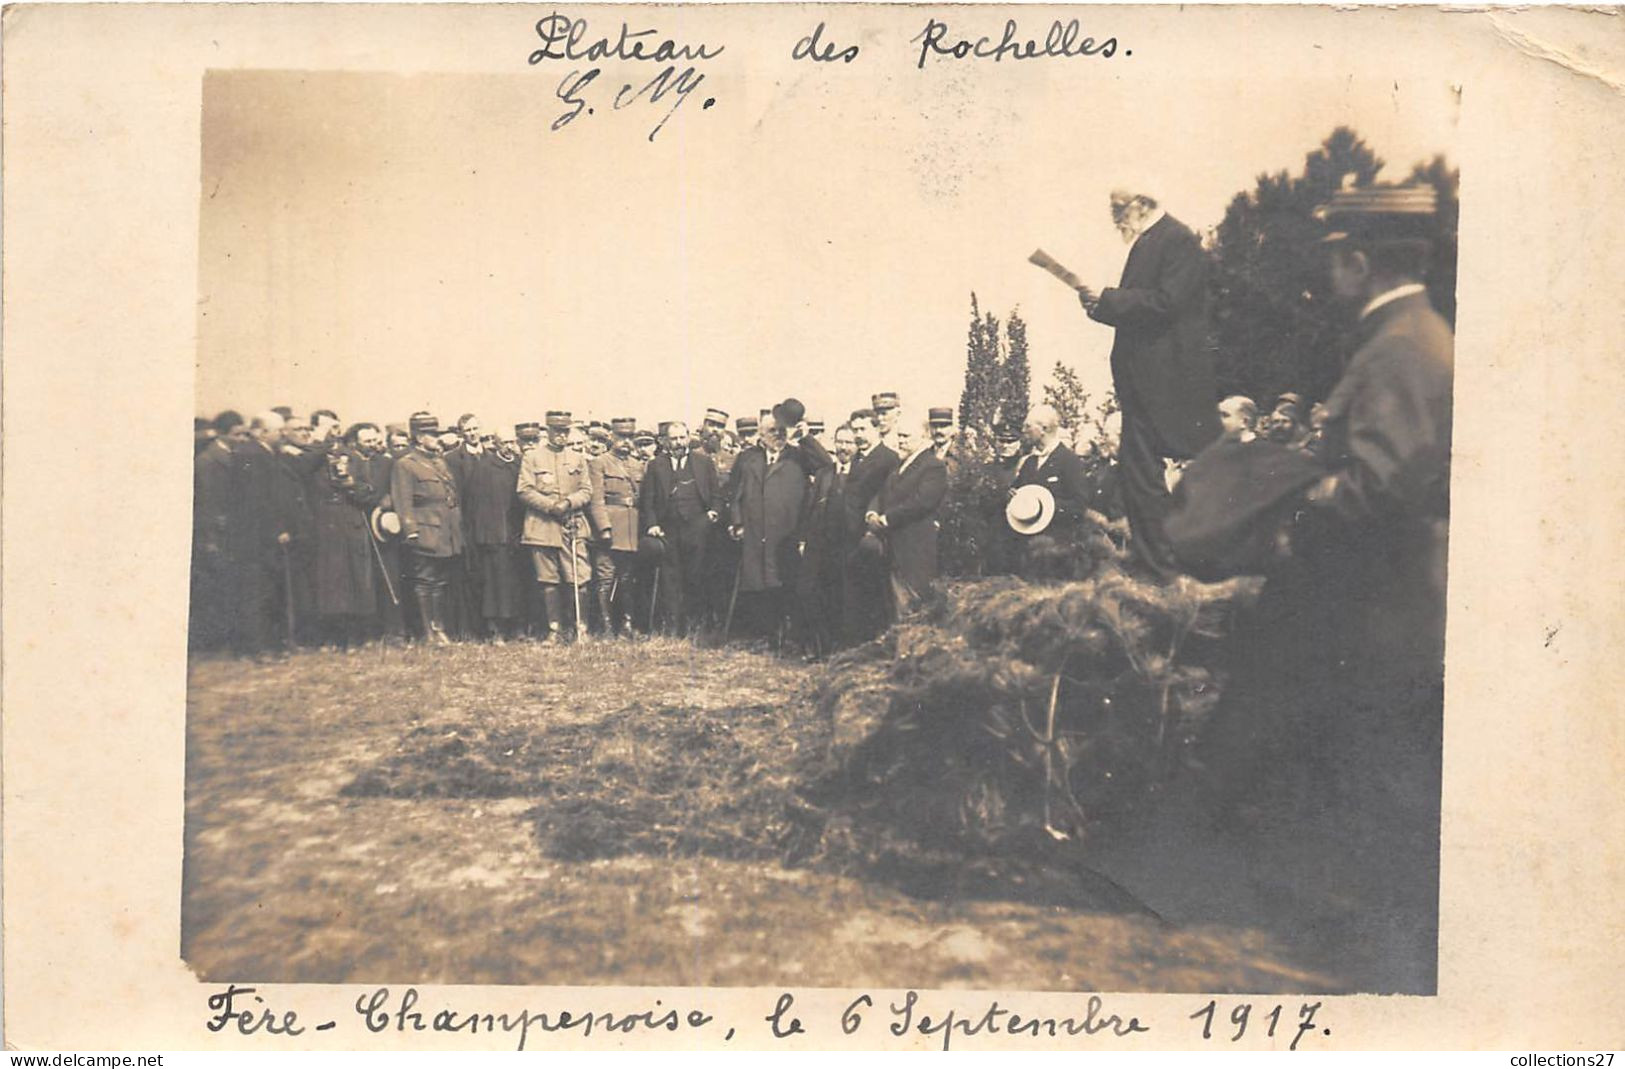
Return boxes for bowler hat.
[775,398,806,427]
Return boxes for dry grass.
[183,635,1372,990]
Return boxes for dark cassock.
[190,437,237,650]
[453,445,525,633]
[305,454,378,643]
[868,446,949,618]
[1087,211,1220,575]
[637,445,720,633]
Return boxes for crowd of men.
[191,393,1085,658]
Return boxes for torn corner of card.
[1028,248,1083,291]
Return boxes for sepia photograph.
[182,21,1455,994]
[4,1,1622,1052]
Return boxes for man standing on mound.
[1076,187,1220,577]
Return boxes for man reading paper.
[1076,188,1219,576]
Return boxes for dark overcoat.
[1089,214,1220,459]
[729,446,811,592]
[872,449,949,598]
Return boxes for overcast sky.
[196,18,1460,435]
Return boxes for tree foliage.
[1209,127,1458,404]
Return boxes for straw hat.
[1006,484,1057,536]
[369,505,402,542]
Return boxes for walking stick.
[723,551,744,640]
[566,514,583,636]
[365,522,400,606]
[648,564,661,633]
[279,541,297,648]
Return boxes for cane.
[648,564,661,633]
[722,552,744,641]
[365,522,400,606]
[566,514,583,636]
[279,541,297,648]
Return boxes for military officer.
[587,417,644,635]
[389,412,465,645]
[518,410,594,639]
[871,391,902,453]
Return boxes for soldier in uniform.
[586,421,612,459]
[871,391,902,454]
[386,423,412,458]
[587,417,644,635]
[519,411,594,640]
[390,412,465,645]
[635,428,659,464]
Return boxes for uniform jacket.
[871,448,949,597]
[517,443,592,548]
[1313,290,1453,671]
[1089,214,1220,458]
[588,451,643,551]
[638,450,720,534]
[390,448,466,557]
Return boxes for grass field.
[183,637,1394,991]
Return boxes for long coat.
[307,464,377,616]
[729,445,812,592]
[390,449,465,557]
[843,444,900,546]
[1313,290,1453,674]
[454,448,520,546]
[1089,214,1220,459]
[871,449,949,600]
[517,444,592,548]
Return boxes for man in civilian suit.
[1012,403,1097,579]
[638,420,720,634]
[865,415,949,619]
[841,409,900,644]
[1077,188,1220,576]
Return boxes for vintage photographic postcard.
[3,2,1622,1052]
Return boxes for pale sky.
[196,18,1460,435]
